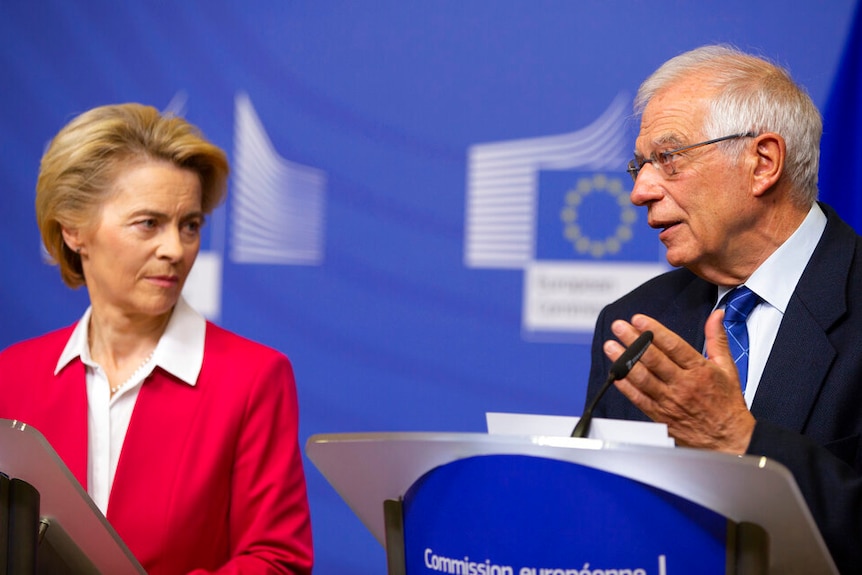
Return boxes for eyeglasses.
[626,132,757,183]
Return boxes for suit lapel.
[48,360,90,487]
[751,205,853,431]
[664,272,716,352]
[105,369,203,555]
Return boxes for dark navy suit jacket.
[587,203,862,574]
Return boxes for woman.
[0,104,313,574]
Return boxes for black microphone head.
[608,330,653,381]
[572,330,654,439]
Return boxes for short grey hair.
[635,45,821,206]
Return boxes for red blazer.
[0,322,313,575]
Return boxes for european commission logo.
[464,94,667,342]
[180,93,327,320]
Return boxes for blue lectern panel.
[402,455,727,575]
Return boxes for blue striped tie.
[722,286,762,392]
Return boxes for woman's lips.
[147,275,179,288]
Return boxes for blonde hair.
[35,103,229,287]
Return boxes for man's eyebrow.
[635,132,685,155]
[652,133,685,148]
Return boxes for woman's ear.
[61,226,84,255]
[751,133,786,197]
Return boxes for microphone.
[571,330,653,439]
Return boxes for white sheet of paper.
[486,412,675,447]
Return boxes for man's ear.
[751,132,786,197]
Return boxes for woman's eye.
[183,220,202,234]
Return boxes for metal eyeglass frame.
[626,132,757,182]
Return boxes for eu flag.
[535,170,663,263]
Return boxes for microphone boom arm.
[571,331,653,438]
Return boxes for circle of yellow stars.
[559,175,637,258]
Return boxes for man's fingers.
[704,309,736,368]
[605,322,669,401]
[630,314,707,371]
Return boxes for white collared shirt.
[713,203,827,407]
[55,296,206,514]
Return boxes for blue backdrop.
[1,2,860,573]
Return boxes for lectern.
[306,432,837,575]
[0,419,145,574]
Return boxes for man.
[586,45,862,573]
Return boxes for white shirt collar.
[717,203,827,310]
[55,296,206,386]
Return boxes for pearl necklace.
[110,352,155,395]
